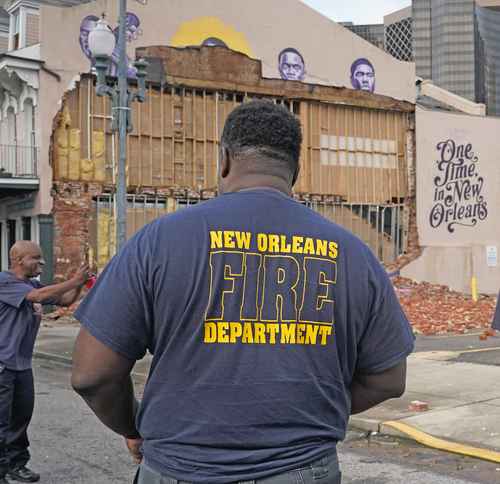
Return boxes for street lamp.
[88,2,148,252]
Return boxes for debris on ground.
[393,277,497,336]
[42,304,79,327]
[408,400,430,412]
[41,275,499,337]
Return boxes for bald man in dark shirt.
[0,242,90,483]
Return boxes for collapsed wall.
[50,46,417,278]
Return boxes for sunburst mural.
[170,16,254,58]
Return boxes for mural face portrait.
[125,12,142,42]
[79,15,100,61]
[114,12,142,43]
[351,58,376,93]
[278,48,305,81]
[202,37,228,48]
[110,12,142,78]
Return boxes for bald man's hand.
[72,263,91,286]
[26,263,91,306]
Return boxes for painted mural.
[79,14,99,66]
[79,12,143,78]
[202,37,228,48]
[416,107,499,248]
[350,58,376,93]
[429,139,488,233]
[168,17,387,91]
[278,48,306,81]
[170,17,254,57]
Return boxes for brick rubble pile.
[393,277,497,336]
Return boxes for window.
[22,217,31,240]
[11,9,20,50]
[8,4,40,51]
[23,98,35,146]
[7,220,16,252]
[6,107,17,146]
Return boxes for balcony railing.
[0,144,39,178]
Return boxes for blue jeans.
[136,454,341,484]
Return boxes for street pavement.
[34,323,500,473]
[30,360,500,483]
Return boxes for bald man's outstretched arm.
[27,265,90,306]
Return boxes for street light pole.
[116,0,128,250]
[88,1,147,253]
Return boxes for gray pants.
[136,454,341,484]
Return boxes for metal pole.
[116,0,128,250]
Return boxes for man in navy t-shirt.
[493,292,500,331]
[72,101,414,484]
[0,241,90,483]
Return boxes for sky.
[301,0,411,25]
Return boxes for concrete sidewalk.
[34,324,500,462]
[35,323,152,378]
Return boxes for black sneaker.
[6,467,39,483]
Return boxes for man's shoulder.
[0,272,36,284]
[0,271,16,283]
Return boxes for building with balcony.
[0,0,416,281]
[0,0,93,277]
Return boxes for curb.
[36,351,500,464]
[34,351,73,367]
[34,351,149,381]
[381,421,500,464]
[350,417,500,464]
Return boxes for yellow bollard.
[471,276,478,302]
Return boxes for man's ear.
[220,146,231,179]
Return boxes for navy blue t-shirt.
[493,292,500,330]
[0,271,46,370]
[75,189,414,483]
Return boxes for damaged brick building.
[51,46,418,279]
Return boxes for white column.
[31,215,39,243]
[15,216,22,241]
[19,6,26,49]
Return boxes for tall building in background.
[341,1,500,114]
[412,0,432,80]
[340,22,385,50]
[340,11,414,62]
[384,7,413,61]
[412,0,500,115]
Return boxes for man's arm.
[71,327,140,439]
[55,286,84,307]
[350,359,407,415]
[26,265,89,305]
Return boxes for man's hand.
[72,263,91,286]
[126,437,143,464]
[27,262,90,305]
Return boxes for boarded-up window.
[25,13,39,46]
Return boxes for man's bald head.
[9,241,45,279]
[10,241,41,261]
